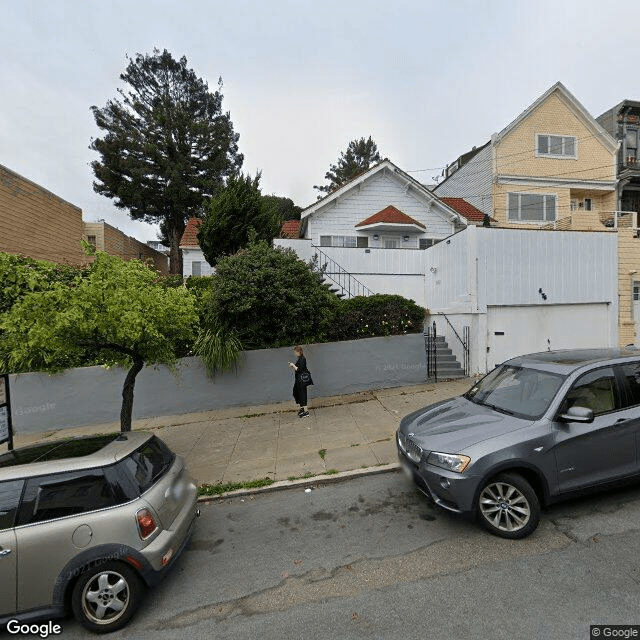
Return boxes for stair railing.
[425,320,437,382]
[439,313,470,376]
[311,245,375,299]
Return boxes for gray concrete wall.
[8,334,427,435]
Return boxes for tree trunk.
[120,355,144,432]
[168,225,184,276]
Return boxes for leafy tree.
[262,195,302,221]
[314,136,382,195]
[90,48,243,275]
[197,173,281,265]
[206,240,336,349]
[0,250,198,431]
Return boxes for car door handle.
[0,548,12,557]
[616,418,628,424]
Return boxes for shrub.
[206,240,337,349]
[327,294,425,341]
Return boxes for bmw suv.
[0,431,199,633]
[397,349,640,538]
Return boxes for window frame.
[557,365,624,418]
[535,133,578,159]
[14,467,132,527]
[0,479,25,531]
[191,260,202,277]
[507,192,557,223]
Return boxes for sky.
[1,0,638,244]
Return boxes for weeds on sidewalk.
[287,469,339,481]
[318,449,327,460]
[198,478,274,496]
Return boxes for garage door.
[486,304,612,371]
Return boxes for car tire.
[476,472,540,539]
[71,560,144,633]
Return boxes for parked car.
[0,432,199,633]
[397,349,640,538]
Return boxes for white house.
[179,218,215,277]
[275,159,484,305]
[425,225,619,374]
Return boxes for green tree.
[206,240,336,349]
[90,48,243,275]
[314,136,382,195]
[262,194,302,221]
[0,251,198,431]
[197,173,281,265]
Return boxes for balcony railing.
[599,211,638,229]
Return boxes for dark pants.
[293,383,307,406]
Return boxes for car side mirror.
[558,406,594,424]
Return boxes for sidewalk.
[12,378,473,487]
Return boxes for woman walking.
[288,345,313,418]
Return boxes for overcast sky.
[1,0,637,243]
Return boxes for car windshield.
[465,364,566,419]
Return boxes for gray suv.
[397,349,640,539]
[0,431,199,633]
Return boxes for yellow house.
[434,82,619,230]
[434,83,640,348]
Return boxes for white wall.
[425,226,619,373]
[433,144,494,215]
[182,247,215,277]
[306,171,456,246]
[274,238,429,305]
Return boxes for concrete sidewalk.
[11,378,473,487]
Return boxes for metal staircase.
[312,246,374,299]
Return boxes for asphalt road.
[59,471,640,640]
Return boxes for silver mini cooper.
[0,432,199,633]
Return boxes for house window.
[584,198,593,211]
[419,238,440,249]
[384,239,398,249]
[87,235,97,248]
[192,261,201,276]
[508,193,556,222]
[536,134,576,158]
[319,235,367,248]
[633,283,640,302]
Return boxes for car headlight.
[427,452,471,473]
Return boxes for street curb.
[197,462,402,502]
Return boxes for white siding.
[434,144,493,215]
[425,226,619,373]
[307,171,455,245]
[476,228,617,307]
[181,247,215,277]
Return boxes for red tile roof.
[440,198,488,223]
[179,218,202,248]
[355,205,426,229]
[280,220,301,238]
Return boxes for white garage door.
[486,304,612,371]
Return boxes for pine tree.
[90,48,243,274]
[314,136,381,195]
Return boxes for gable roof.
[356,205,426,229]
[439,198,487,223]
[280,219,301,238]
[179,217,202,248]
[300,159,466,227]
[494,81,618,153]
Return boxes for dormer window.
[536,134,576,158]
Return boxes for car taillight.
[136,508,157,540]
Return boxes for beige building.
[435,82,619,230]
[83,221,169,274]
[0,163,87,265]
[433,83,640,347]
